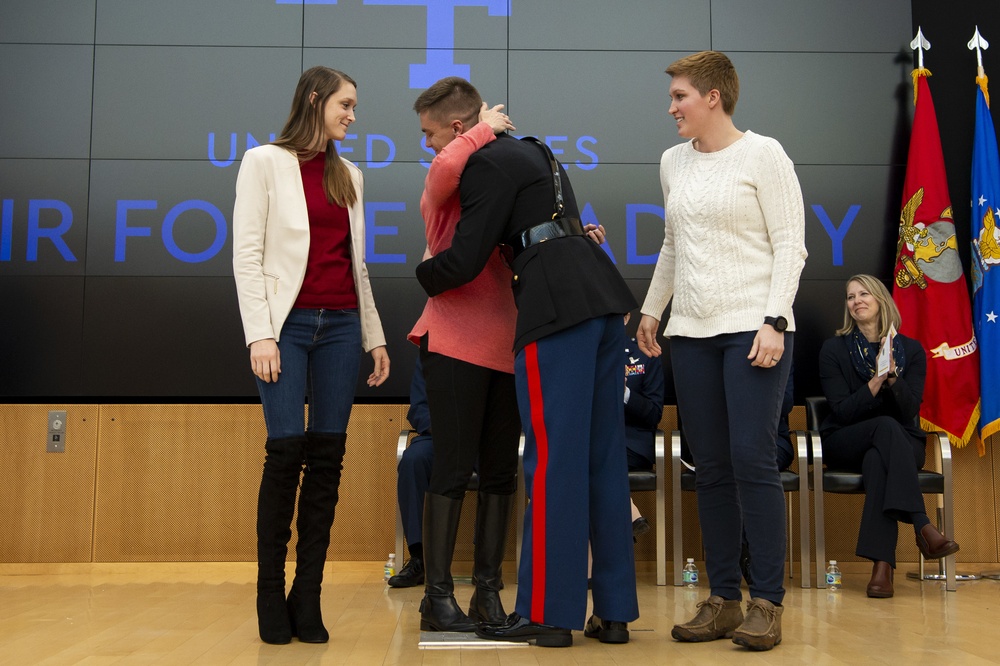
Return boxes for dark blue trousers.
[823,417,926,567]
[397,435,434,546]
[671,332,791,605]
[514,315,639,630]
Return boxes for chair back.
[805,396,830,430]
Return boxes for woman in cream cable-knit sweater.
[636,51,806,652]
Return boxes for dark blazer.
[416,134,636,352]
[624,339,665,463]
[818,332,927,440]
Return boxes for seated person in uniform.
[623,313,666,537]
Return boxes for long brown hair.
[273,66,357,208]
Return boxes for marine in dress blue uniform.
[416,134,639,644]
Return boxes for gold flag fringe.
[920,400,983,455]
[977,73,990,107]
[982,417,1000,453]
[912,67,932,105]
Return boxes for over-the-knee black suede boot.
[287,431,346,643]
[468,492,514,625]
[256,437,304,645]
[419,492,477,632]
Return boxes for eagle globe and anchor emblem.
[895,187,978,361]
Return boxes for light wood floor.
[2,562,999,665]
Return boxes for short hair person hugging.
[413,76,483,126]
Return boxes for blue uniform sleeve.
[624,347,665,430]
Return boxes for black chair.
[670,428,812,588]
[804,396,957,591]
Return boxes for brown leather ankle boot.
[866,561,894,598]
[915,524,960,560]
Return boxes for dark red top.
[293,153,358,310]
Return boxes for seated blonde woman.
[818,274,959,598]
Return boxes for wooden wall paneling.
[4,402,999,565]
[0,405,99,562]
[947,441,998,564]
[93,404,266,562]
[327,404,409,561]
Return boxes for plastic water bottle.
[682,558,699,587]
[826,560,842,590]
[384,553,396,581]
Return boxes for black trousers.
[420,337,521,499]
[823,416,926,567]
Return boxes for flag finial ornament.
[911,27,932,105]
[969,26,990,105]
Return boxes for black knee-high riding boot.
[287,431,347,643]
[256,436,304,645]
[468,492,514,625]
[419,492,477,632]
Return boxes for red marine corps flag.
[894,29,981,448]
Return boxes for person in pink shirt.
[408,77,520,633]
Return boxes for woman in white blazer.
[233,66,389,646]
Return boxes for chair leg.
[942,442,956,592]
[786,494,794,581]
[515,434,525,585]
[395,430,410,574]
[671,430,684,587]
[812,432,827,589]
[655,430,666,586]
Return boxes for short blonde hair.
[666,51,739,115]
[836,274,902,338]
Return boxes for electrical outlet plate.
[47,431,65,453]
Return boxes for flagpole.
[969,25,1000,582]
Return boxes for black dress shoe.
[387,557,424,588]
[584,614,629,644]
[632,516,651,540]
[475,612,572,647]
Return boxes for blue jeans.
[255,308,362,439]
[671,331,791,605]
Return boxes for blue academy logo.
[278,0,510,88]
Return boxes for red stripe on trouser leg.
[525,342,549,622]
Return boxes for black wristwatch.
[763,316,788,332]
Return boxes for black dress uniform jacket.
[416,134,636,352]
